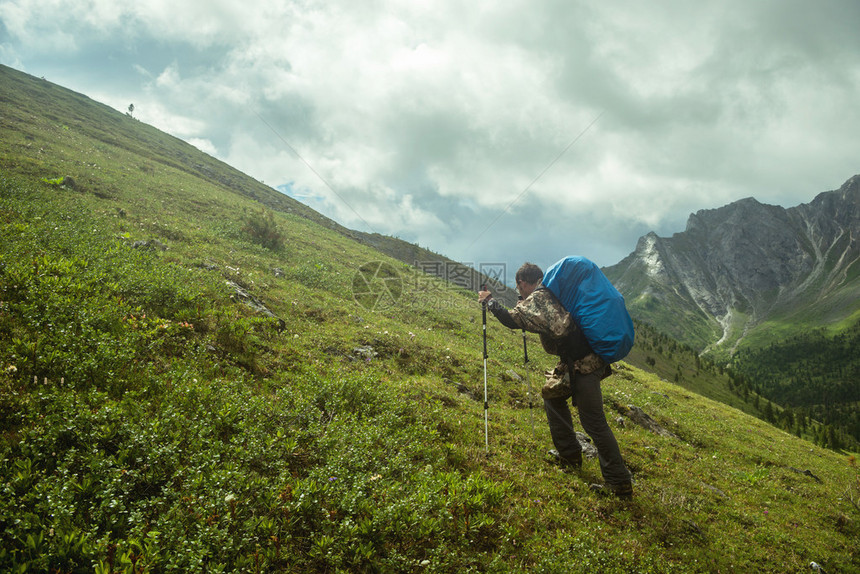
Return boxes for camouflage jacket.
[487,287,606,375]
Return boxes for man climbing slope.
[478,258,633,499]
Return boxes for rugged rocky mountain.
[604,175,860,356]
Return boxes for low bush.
[242,209,284,251]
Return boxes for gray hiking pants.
[544,369,631,486]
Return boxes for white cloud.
[155,64,180,88]
[187,138,218,156]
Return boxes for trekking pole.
[519,296,535,438]
[481,284,489,453]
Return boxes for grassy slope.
[0,65,858,572]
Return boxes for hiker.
[478,261,633,499]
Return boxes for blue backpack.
[541,256,635,363]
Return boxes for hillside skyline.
[1,60,858,572]
[2,0,859,274]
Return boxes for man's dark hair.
[516,262,544,285]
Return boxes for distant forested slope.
[730,320,860,448]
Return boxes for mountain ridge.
[605,176,860,445]
[605,174,860,355]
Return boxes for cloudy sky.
[2,1,859,278]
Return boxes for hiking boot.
[547,449,582,471]
[589,481,633,500]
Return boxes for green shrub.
[242,209,284,251]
